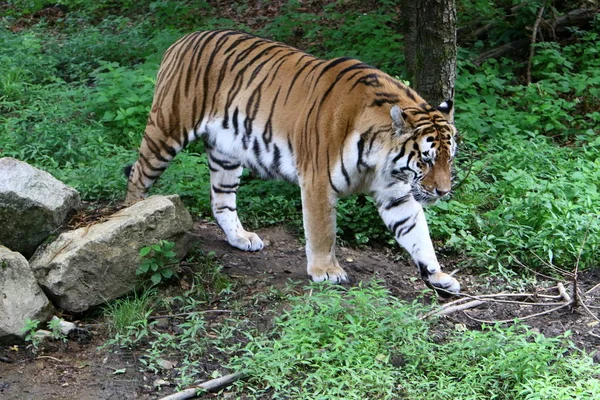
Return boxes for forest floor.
[1,218,599,399]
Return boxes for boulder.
[0,157,81,257]
[30,195,193,313]
[0,246,54,345]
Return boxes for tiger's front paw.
[308,265,349,284]
[428,271,460,298]
[228,231,264,252]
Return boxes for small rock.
[155,318,170,329]
[157,359,177,370]
[51,316,76,336]
[153,379,171,388]
[33,330,53,340]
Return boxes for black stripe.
[402,222,417,236]
[212,185,237,194]
[385,195,410,210]
[232,107,239,136]
[326,152,339,193]
[391,217,410,237]
[209,154,241,170]
[284,58,320,105]
[216,205,237,212]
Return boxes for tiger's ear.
[436,99,454,121]
[390,105,407,132]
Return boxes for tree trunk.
[402,0,457,108]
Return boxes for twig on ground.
[586,282,600,295]
[587,330,600,340]
[158,372,246,400]
[421,289,570,319]
[36,356,64,362]
[427,300,485,318]
[148,310,232,320]
[576,289,600,323]
[463,303,570,324]
[510,251,566,281]
[527,250,573,277]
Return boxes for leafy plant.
[136,240,179,286]
[21,318,41,352]
[231,282,600,399]
[47,318,68,342]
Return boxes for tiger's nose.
[435,188,450,197]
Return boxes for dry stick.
[587,331,600,340]
[576,288,600,323]
[528,250,573,277]
[527,6,546,84]
[148,310,231,320]
[572,216,595,308]
[433,300,485,317]
[36,356,64,362]
[158,372,246,400]
[463,303,570,324]
[422,291,567,319]
[509,251,566,282]
[586,282,600,295]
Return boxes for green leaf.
[150,273,162,285]
[139,247,151,257]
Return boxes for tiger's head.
[385,101,457,205]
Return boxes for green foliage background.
[1,0,598,275]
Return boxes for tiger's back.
[126,29,461,297]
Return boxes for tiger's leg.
[125,125,184,204]
[208,149,264,252]
[376,193,460,297]
[300,180,348,283]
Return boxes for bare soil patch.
[1,220,599,399]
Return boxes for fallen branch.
[148,310,232,320]
[159,372,246,400]
[421,289,570,319]
[463,303,570,324]
[36,355,64,362]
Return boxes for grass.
[230,282,600,400]
[101,279,600,398]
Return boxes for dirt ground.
[1,221,599,399]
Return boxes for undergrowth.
[231,282,600,400]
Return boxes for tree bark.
[402,0,457,107]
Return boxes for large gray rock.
[30,195,193,313]
[0,246,54,344]
[0,157,81,257]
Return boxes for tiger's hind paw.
[308,265,349,284]
[428,271,460,298]
[228,231,264,252]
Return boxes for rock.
[33,330,53,340]
[0,246,54,345]
[51,316,76,336]
[0,158,81,258]
[30,195,193,313]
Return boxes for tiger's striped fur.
[125,29,460,296]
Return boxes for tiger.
[125,29,461,297]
